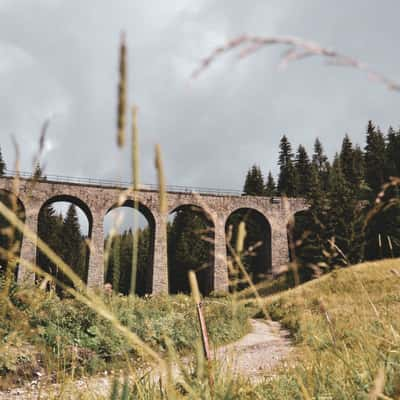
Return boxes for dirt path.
[0,319,292,399]
[215,319,292,380]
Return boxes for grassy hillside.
[257,259,400,399]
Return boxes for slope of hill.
[259,259,400,399]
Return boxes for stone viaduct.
[0,175,307,294]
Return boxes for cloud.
[0,0,399,192]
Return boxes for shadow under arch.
[36,194,92,287]
[225,207,272,291]
[0,189,26,280]
[167,204,215,296]
[104,199,156,296]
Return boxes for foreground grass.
[2,259,400,399]
[0,288,252,389]
[76,259,400,399]
[257,258,400,399]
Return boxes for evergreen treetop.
[339,134,355,184]
[0,146,6,176]
[277,135,297,197]
[264,171,277,196]
[243,165,265,196]
[386,126,400,178]
[312,138,328,172]
[295,145,311,196]
[364,121,386,194]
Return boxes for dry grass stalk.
[154,144,167,215]
[117,32,127,148]
[192,34,400,93]
[188,270,214,395]
[368,366,386,400]
[235,221,246,254]
[130,105,140,295]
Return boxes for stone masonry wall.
[0,177,307,293]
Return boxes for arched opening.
[36,195,92,293]
[0,190,25,280]
[288,210,316,282]
[167,204,214,296]
[104,200,155,296]
[225,208,271,291]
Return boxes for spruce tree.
[277,135,297,196]
[61,204,85,284]
[353,145,365,193]
[312,138,330,190]
[293,164,331,272]
[37,203,56,274]
[264,171,277,196]
[243,165,265,196]
[112,235,121,293]
[339,134,355,185]
[0,147,6,176]
[327,155,363,265]
[136,227,150,295]
[364,121,386,194]
[295,145,311,196]
[386,126,400,178]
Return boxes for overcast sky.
[1,0,399,191]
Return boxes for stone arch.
[104,199,156,295]
[0,189,26,280]
[36,194,93,287]
[167,203,215,296]
[225,207,272,290]
[40,194,93,233]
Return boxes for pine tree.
[293,164,331,272]
[136,227,151,295]
[243,165,265,196]
[339,134,355,185]
[0,147,6,176]
[264,171,277,196]
[364,125,400,260]
[353,145,365,193]
[277,135,297,196]
[312,138,330,190]
[295,145,311,196]
[386,126,400,178]
[112,235,121,293]
[37,204,61,278]
[61,204,85,285]
[327,155,363,265]
[364,121,386,194]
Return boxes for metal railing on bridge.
[2,169,244,197]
